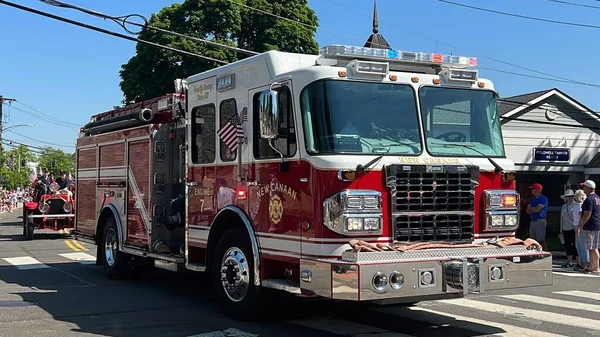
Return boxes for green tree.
[0,145,36,189]
[37,147,75,178]
[119,0,319,104]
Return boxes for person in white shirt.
[560,189,581,268]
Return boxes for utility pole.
[0,96,17,152]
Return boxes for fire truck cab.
[74,43,553,319]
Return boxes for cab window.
[253,86,297,159]
[191,104,216,164]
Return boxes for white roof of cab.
[186,50,321,83]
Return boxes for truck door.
[186,76,218,251]
[247,81,303,261]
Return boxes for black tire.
[211,227,262,320]
[102,216,130,280]
[23,211,33,241]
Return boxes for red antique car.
[23,180,75,240]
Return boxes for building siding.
[501,95,600,171]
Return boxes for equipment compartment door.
[74,146,97,237]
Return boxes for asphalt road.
[0,210,599,337]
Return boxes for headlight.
[50,182,59,192]
[323,189,383,235]
[484,190,520,232]
[38,202,50,213]
[63,202,73,213]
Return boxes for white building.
[498,88,600,228]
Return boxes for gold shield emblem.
[269,195,283,224]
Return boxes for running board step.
[262,279,304,295]
[186,263,206,272]
[154,259,184,272]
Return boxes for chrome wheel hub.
[104,228,117,267]
[220,247,250,302]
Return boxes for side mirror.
[259,89,279,139]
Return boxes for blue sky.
[1,0,598,152]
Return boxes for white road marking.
[436,298,600,330]
[187,328,258,337]
[58,252,96,264]
[554,290,600,301]
[287,316,407,336]
[403,306,566,337]
[2,256,50,270]
[499,294,600,313]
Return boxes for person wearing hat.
[576,179,600,273]
[560,189,580,268]
[526,183,548,251]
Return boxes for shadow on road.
[0,258,514,337]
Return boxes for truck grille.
[46,198,66,214]
[385,164,479,242]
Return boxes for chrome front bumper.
[299,245,553,302]
[27,214,75,219]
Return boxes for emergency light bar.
[319,44,478,69]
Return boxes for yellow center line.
[71,240,89,251]
[65,240,81,252]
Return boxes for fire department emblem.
[269,195,283,224]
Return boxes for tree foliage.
[0,145,36,189]
[37,147,75,178]
[119,0,319,104]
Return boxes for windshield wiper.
[356,148,390,173]
[356,139,406,172]
[430,143,503,173]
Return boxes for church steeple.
[364,0,392,50]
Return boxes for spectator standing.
[573,189,589,271]
[560,189,580,268]
[526,183,549,251]
[576,180,600,274]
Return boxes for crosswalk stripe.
[2,256,50,270]
[287,316,411,336]
[404,306,566,337]
[58,252,96,264]
[499,294,600,313]
[554,290,600,301]
[187,328,258,337]
[437,298,600,330]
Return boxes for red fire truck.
[74,43,553,319]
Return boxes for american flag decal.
[240,107,248,122]
[217,112,245,152]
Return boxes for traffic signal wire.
[0,0,228,65]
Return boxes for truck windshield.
[300,80,422,155]
[419,86,505,157]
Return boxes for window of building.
[219,98,238,162]
[191,104,216,164]
[253,86,297,159]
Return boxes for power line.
[3,103,79,129]
[39,0,259,56]
[0,0,228,65]
[547,0,600,9]
[325,0,600,89]
[6,130,74,148]
[14,101,80,127]
[437,0,600,29]
[480,67,600,89]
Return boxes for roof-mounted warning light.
[319,44,478,70]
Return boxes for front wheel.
[211,227,262,320]
[102,217,130,280]
[23,211,33,241]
